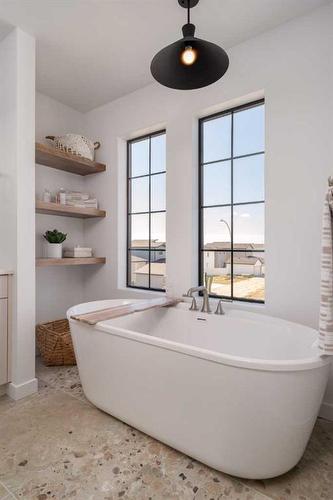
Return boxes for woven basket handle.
[94,141,101,150]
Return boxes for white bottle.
[58,188,66,205]
[43,189,51,203]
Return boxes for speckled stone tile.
[0,395,16,415]
[0,482,11,499]
[243,418,333,500]
[2,363,333,500]
[36,357,86,402]
[0,387,270,500]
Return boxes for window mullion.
[126,141,131,288]
[148,136,152,290]
[231,111,234,301]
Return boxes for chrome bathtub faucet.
[183,286,212,313]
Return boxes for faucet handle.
[215,300,225,315]
[189,296,199,311]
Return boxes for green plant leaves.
[43,229,67,244]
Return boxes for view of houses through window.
[127,131,166,291]
[127,102,264,300]
[199,100,265,302]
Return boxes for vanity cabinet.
[0,274,11,385]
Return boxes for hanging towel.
[319,188,333,354]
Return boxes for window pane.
[130,214,149,247]
[233,252,265,301]
[151,134,166,173]
[151,212,166,246]
[130,177,149,213]
[151,173,166,211]
[200,102,264,303]
[203,206,231,250]
[128,131,166,290]
[202,251,231,298]
[203,161,231,206]
[128,250,149,288]
[150,250,166,290]
[203,114,231,163]
[233,154,264,204]
[130,138,149,177]
[233,203,264,246]
[233,104,265,157]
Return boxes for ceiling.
[0,0,329,112]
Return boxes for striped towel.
[319,189,333,354]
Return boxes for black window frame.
[127,130,166,292]
[198,99,265,304]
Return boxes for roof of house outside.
[225,256,265,265]
[204,242,264,251]
[131,240,166,249]
[134,263,166,276]
[131,255,147,262]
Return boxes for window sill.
[118,286,166,297]
[216,298,265,313]
[186,295,265,312]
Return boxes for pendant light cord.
[187,0,190,24]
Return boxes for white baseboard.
[6,378,38,400]
[319,401,333,421]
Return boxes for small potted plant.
[43,229,67,258]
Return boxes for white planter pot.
[46,242,62,258]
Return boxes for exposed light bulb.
[181,45,197,65]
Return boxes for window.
[127,131,166,291]
[199,100,265,303]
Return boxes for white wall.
[82,5,333,415]
[35,92,87,323]
[0,28,37,399]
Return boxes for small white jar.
[43,189,51,203]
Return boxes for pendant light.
[151,0,229,90]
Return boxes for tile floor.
[0,359,332,500]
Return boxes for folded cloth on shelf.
[64,247,93,258]
[65,192,98,209]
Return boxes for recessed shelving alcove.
[35,142,106,268]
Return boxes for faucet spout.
[184,286,212,314]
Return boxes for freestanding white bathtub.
[67,299,330,479]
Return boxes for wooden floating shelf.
[36,200,106,219]
[35,143,106,176]
[36,257,106,267]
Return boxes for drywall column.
[0,28,37,399]
[166,112,198,297]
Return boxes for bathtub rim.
[67,300,331,373]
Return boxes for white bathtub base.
[69,304,330,480]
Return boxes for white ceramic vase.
[46,242,62,258]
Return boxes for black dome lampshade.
[150,0,229,90]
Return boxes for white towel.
[319,189,333,354]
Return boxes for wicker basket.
[36,319,76,366]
